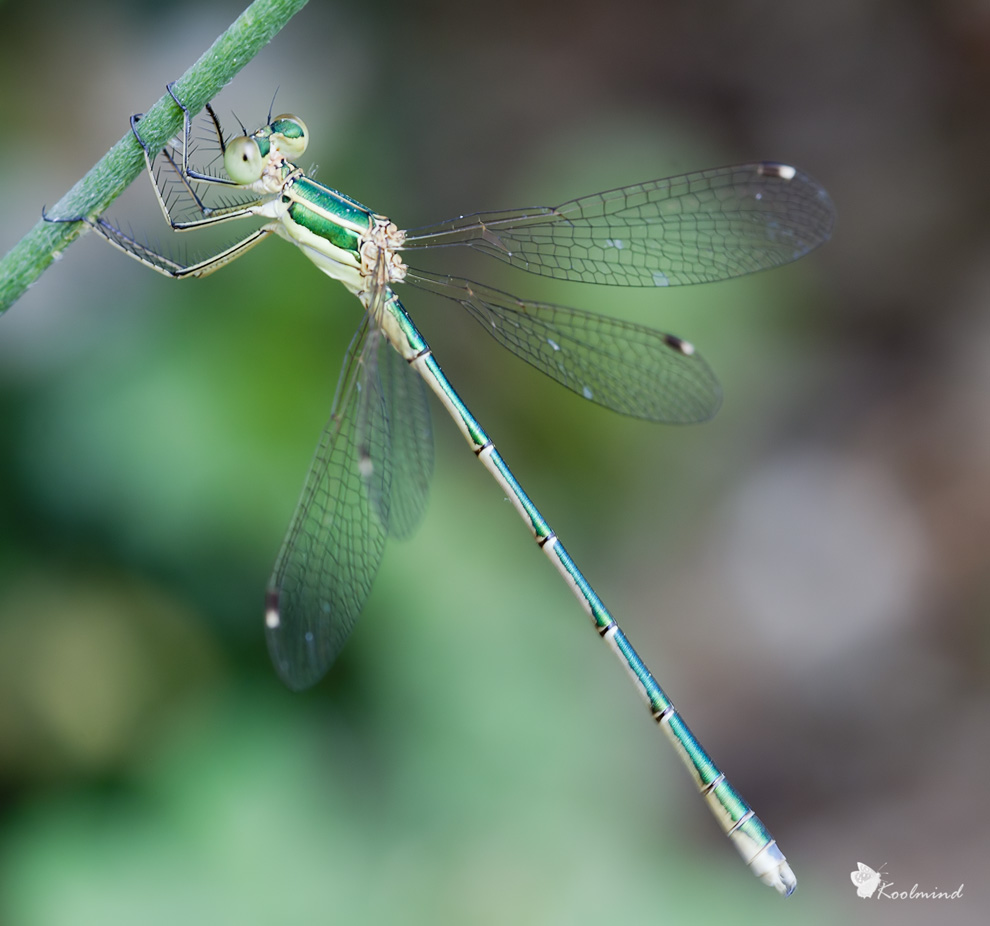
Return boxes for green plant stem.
[0,0,309,315]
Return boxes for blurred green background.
[1,1,988,923]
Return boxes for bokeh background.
[1,1,988,923]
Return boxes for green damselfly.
[47,84,834,895]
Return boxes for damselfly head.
[222,114,309,185]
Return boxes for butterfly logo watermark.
[849,862,964,901]
[850,862,886,898]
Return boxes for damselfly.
[47,84,834,895]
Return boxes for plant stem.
[0,0,310,315]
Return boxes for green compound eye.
[224,135,264,184]
[270,114,308,159]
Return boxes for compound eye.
[270,114,308,159]
[224,136,264,184]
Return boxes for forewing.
[399,162,834,287]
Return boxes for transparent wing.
[399,162,834,287]
[265,315,393,691]
[377,321,435,539]
[404,269,721,423]
[265,267,436,689]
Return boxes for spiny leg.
[131,85,265,232]
[162,82,246,190]
[87,219,276,279]
[42,202,276,279]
